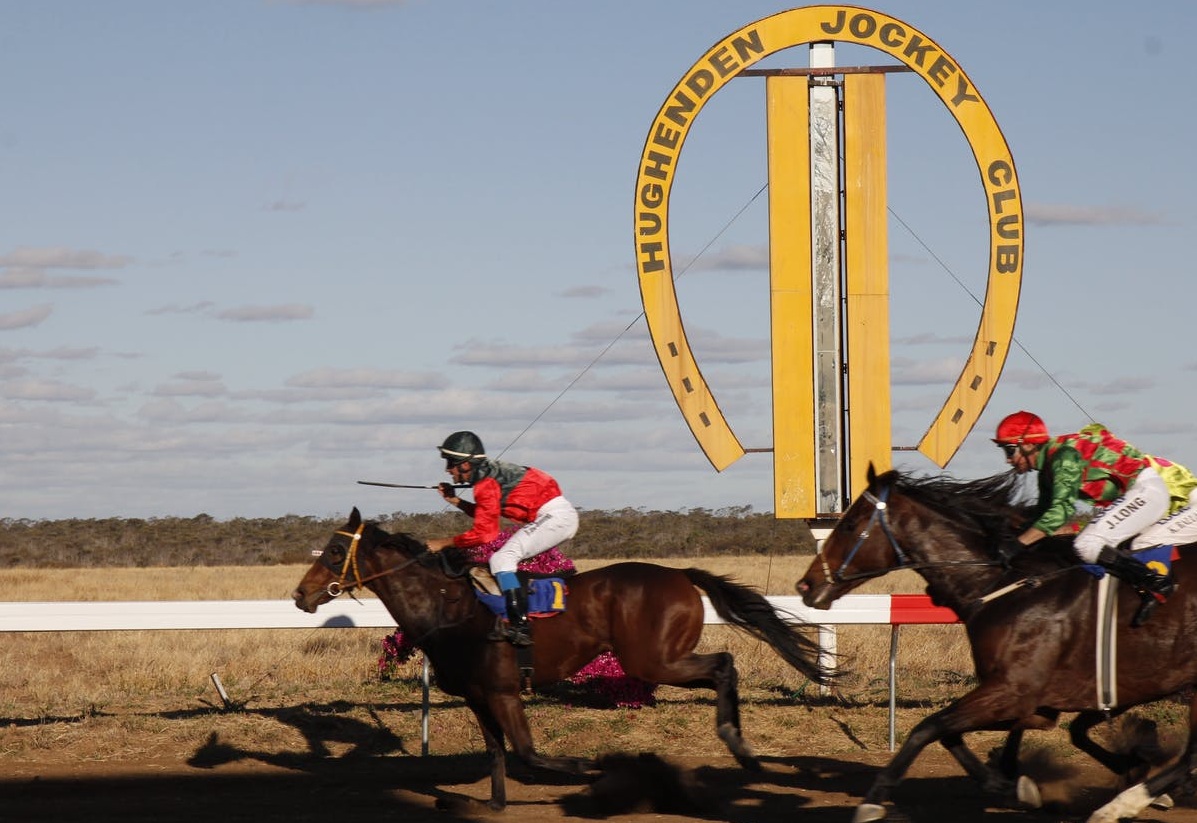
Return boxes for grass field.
[5,556,1177,776]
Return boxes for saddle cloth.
[467,567,568,619]
[1081,544,1177,579]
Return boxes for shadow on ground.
[3,700,1197,823]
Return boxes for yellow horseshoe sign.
[634,5,1023,471]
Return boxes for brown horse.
[796,466,1197,823]
[293,507,832,811]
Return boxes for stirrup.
[505,621,533,647]
[487,617,533,646]
[1131,596,1159,627]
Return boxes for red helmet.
[993,411,1050,445]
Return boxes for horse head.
[797,463,909,609]
[292,506,430,613]
[798,465,1032,612]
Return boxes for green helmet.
[439,431,486,467]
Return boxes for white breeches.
[1136,486,1197,549]
[488,496,579,575]
[1073,467,1192,562]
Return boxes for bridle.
[313,522,480,645]
[818,483,1021,594]
[819,486,912,584]
[320,523,425,598]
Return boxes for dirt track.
[3,746,1196,823]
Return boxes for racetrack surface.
[3,747,1195,823]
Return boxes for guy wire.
[496,182,770,460]
[886,208,1093,422]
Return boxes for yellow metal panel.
[639,270,744,469]
[915,121,1022,465]
[843,73,891,498]
[767,76,815,518]
[634,5,1022,480]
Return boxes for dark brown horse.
[293,507,832,811]
[796,466,1197,823]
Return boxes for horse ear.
[867,462,878,486]
[349,507,361,528]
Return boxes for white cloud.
[556,285,609,299]
[152,380,229,398]
[894,332,973,346]
[0,247,132,269]
[450,327,766,370]
[0,378,96,402]
[1026,203,1168,226]
[686,244,770,272]
[891,357,965,386]
[0,270,119,289]
[215,304,314,322]
[146,302,216,316]
[286,367,448,390]
[0,246,125,289]
[0,304,53,330]
[136,399,245,423]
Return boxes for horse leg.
[991,708,1060,778]
[707,651,758,770]
[854,684,1030,823]
[994,728,1024,780]
[1085,692,1197,823]
[937,731,1061,811]
[625,649,759,770]
[487,691,594,776]
[443,699,507,812]
[987,710,1064,809]
[1070,709,1173,809]
[1067,709,1146,778]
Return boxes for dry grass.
[0,558,991,768]
[0,556,969,705]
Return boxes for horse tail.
[683,568,835,686]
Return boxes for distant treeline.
[0,507,817,568]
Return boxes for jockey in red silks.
[424,431,579,646]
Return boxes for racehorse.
[293,507,833,811]
[796,465,1197,823]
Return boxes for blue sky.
[2,1,1194,521]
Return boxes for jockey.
[994,410,1197,625]
[424,431,579,646]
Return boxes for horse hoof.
[1016,775,1043,809]
[852,802,887,823]
[1150,793,1174,811]
[435,794,503,814]
[734,754,762,772]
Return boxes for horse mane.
[877,469,1077,575]
[365,522,474,570]
[882,468,1032,547]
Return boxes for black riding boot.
[1096,546,1176,627]
[494,587,533,647]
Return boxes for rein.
[315,523,480,646]
[822,486,1007,586]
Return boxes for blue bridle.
[820,485,912,584]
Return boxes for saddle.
[467,566,569,620]
[467,567,569,691]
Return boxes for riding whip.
[357,481,468,489]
